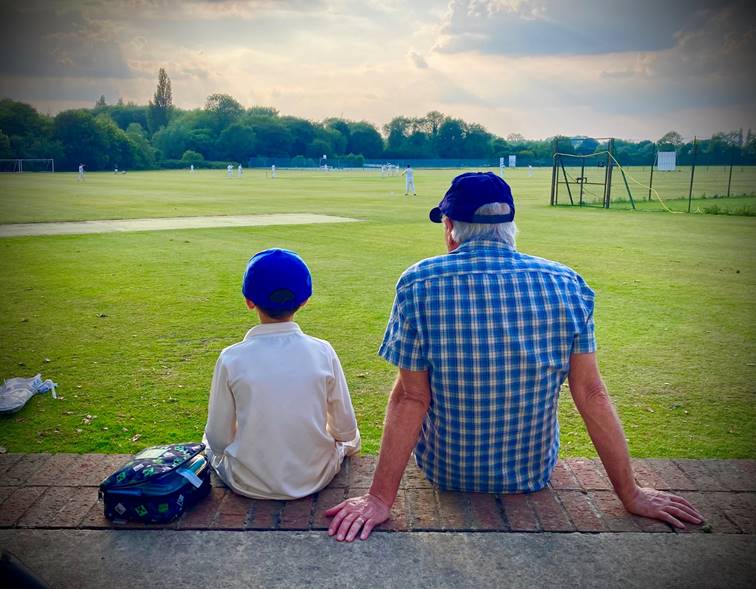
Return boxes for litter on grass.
[0,374,58,414]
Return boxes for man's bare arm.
[568,352,702,528]
[325,368,431,541]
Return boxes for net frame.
[0,158,55,173]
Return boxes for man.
[326,172,702,542]
[77,163,85,181]
[401,164,416,196]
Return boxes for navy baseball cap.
[241,248,312,311]
[429,172,515,224]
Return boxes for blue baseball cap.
[241,248,312,311]
[429,172,515,224]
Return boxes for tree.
[95,95,107,108]
[658,131,683,147]
[205,94,244,131]
[348,122,384,158]
[148,68,173,134]
[218,124,256,160]
[506,133,525,143]
[280,117,315,156]
[436,118,466,158]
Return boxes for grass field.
[1,167,754,458]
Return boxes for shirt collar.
[243,321,303,340]
[454,239,516,254]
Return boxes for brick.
[567,458,612,490]
[469,493,505,531]
[0,486,15,506]
[501,494,538,532]
[558,490,606,532]
[631,514,673,533]
[549,461,581,490]
[62,454,132,487]
[1,454,52,486]
[214,492,253,530]
[674,460,726,491]
[436,490,468,529]
[26,454,77,486]
[348,456,376,489]
[675,492,738,534]
[408,488,440,530]
[710,492,756,534]
[247,500,283,530]
[176,487,225,529]
[0,453,24,479]
[402,462,434,490]
[645,460,696,491]
[528,488,575,532]
[701,461,756,492]
[280,496,314,530]
[329,459,349,489]
[589,491,640,532]
[18,487,78,528]
[632,459,669,490]
[80,499,111,529]
[378,489,409,532]
[312,487,347,530]
[51,488,99,528]
[0,486,47,527]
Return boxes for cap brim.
[429,207,443,223]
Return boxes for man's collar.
[244,321,302,340]
[454,239,516,253]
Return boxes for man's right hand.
[622,486,703,528]
[325,494,391,542]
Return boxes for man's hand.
[622,487,703,529]
[325,494,391,542]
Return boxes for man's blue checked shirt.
[379,239,596,493]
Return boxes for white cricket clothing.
[204,321,360,500]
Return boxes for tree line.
[1,69,755,171]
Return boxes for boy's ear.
[299,298,310,308]
[245,298,255,310]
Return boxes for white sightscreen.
[508,155,517,167]
[657,151,676,171]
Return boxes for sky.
[0,0,754,140]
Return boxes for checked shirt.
[379,239,596,493]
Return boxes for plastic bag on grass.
[0,374,57,414]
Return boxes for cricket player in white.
[227,164,233,177]
[238,164,243,177]
[271,164,276,178]
[77,163,85,181]
[401,165,416,196]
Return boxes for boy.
[401,164,416,196]
[203,248,361,499]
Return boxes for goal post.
[0,158,55,173]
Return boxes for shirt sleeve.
[378,282,429,371]
[572,276,597,354]
[325,346,359,442]
[204,354,237,456]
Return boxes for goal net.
[0,158,55,173]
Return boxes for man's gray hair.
[448,202,517,247]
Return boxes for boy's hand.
[325,494,390,542]
[622,486,703,529]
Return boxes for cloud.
[409,50,429,69]
[434,0,725,56]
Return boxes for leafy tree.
[658,131,683,147]
[436,118,466,158]
[181,150,204,164]
[148,68,173,134]
[205,94,244,131]
[348,122,383,158]
[280,117,315,156]
[95,95,107,108]
[218,124,256,160]
[0,130,10,157]
[247,106,279,117]
[248,117,292,156]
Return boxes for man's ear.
[443,217,459,251]
[245,298,255,310]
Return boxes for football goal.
[0,158,55,173]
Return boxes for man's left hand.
[325,494,391,542]
[623,487,703,528]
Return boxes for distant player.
[381,164,386,177]
[227,164,233,177]
[528,165,533,177]
[401,165,416,196]
[190,164,195,174]
[271,164,276,179]
[77,163,85,181]
[238,164,243,177]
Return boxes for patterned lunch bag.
[99,442,211,523]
